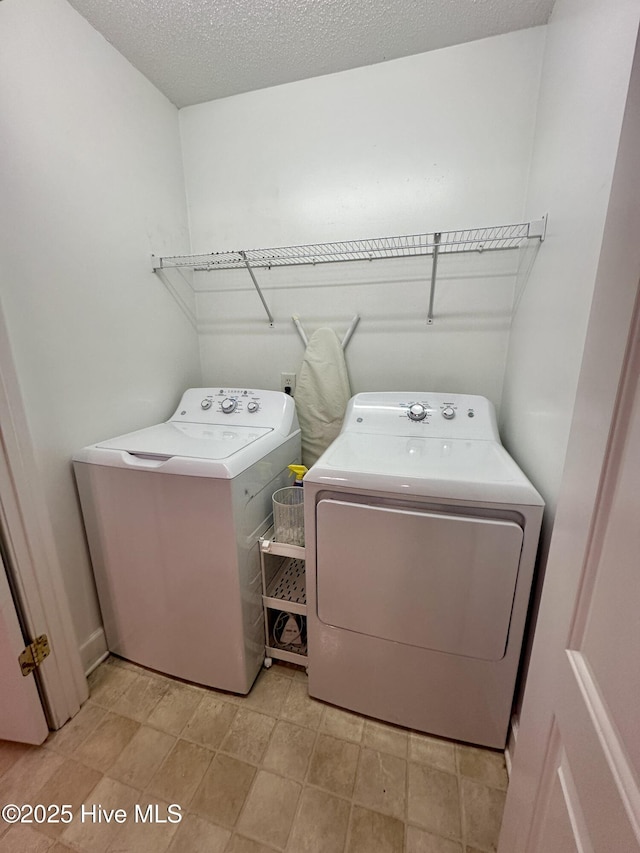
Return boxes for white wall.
[500,0,640,512]
[180,29,546,407]
[0,0,202,667]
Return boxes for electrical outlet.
[280,372,296,396]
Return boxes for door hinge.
[19,634,51,676]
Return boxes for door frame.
[0,304,87,730]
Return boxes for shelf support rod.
[240,252,274,325]
[292,315,309,347]
[427,232,441,324]
[341,314,360,350]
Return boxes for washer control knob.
[247,401,259,413]
[408,403,427,421]
[442,406,455,420]
[221,398,237,414]
[200,399,212,410]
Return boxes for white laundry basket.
[272,487,305,546]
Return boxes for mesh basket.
[272,486,304,546]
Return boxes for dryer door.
[316,499,523,661]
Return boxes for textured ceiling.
[66,0,555,108]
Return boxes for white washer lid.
[94,421,273,460]
[306,432,544,506]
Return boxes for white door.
[0,552,49,744]
[499,304,640,851]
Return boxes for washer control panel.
[170,388,297,431]
[342,392,499,440]
[201,388,261,416]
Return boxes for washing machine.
[74,387,300,694]
[304,392,543,748]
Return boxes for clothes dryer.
[304,392,543,747]
[74,388,300,693]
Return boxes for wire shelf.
[152,216,546,324]
[151,220,545,272]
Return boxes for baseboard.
[79,627,108,675]
[505,713,519,777]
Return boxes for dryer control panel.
[341,392,500,441]
[169,387,298,434]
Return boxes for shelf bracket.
[427,232,441,325]
[240,251,274,325]
[527,214,547,241]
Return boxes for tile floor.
[0,657,508,853]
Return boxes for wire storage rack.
[152,216,547,324]
[260,528,307,668]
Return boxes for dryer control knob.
[442,406,455,420]
[247,401,259,413]
[408,403,427,421]
[221,398,237,414]
[200,399,212,410]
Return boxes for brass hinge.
[19,634,51,676]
